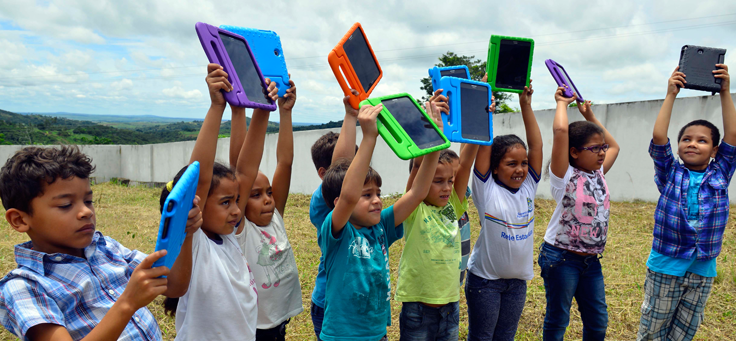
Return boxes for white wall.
[1,93,734,202]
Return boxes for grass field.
[0,183,734,340]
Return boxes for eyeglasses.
[578,144,609,153]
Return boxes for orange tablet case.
[328,23,383,109]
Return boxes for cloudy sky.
[1,0,735,123]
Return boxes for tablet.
[486,35,534,93]
[360,93,450,160]
[219,26,291,98]
[153,161,200,272]
[429,65,471,92]
[195,22,276,110]
[545,59,584,101]
[438,77,493,145]
[329,23,383,109]
[678,45,727,94]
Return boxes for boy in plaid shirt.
[638,64,736,341]
[0,146,201,340]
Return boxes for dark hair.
[409,149,459,173]
[161,161,235,316]
[489,135,527,180]
[311,132,339,171]
[321,158,382,209]
[568,121,604,165]
[678,119,720,147]
[0,146,95,214]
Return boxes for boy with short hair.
[0,146,201,340]
[319,101,445,341]
[638,64,736,341]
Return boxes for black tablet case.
[678,45,726,93]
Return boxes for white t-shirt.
[545,165,610,254]
[175,229,258,341]
[236,209,303,329]
[468,168,539,281]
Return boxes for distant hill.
[19,112,198,124]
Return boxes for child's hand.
[428,89,449,115]
[206,63,232,108]
[185,196,202,237]
[577,100,594,119]
[343,89,360,118]
[481,73,488,83]
[555,86,576,105]
[667,66,686,96]
[119,250,170,312]
[424,101,443,131]
[358,104,383,138]
[263,78,278,103]
[520,79,534,107]
[278,76,297,111]
[490,95,496,113]
[714,64,730,93]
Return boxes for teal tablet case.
[220,25,291,97]
[438,77,494,145]
[486,35,534,93]
[360,93,450,160]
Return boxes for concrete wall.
[2,93,734,202]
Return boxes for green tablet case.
[359,93,450,160]
[486,35,534,93]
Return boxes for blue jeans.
[464,272,527,341]
[310,300,324,340]
[399,301,459,341]
[538,243,608,341]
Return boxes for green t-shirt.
[395,188,468,304]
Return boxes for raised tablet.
[219,33,272,106]
[486,36,534,93]
[460,83,491,142]
[429,65,470,92]
[545,59,584,101]
[329,23,383,109]
[382,96,446,150]
[678,45,727,93]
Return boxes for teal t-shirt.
[686,169,705,222]
[319,206,404,341]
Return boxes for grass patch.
[0,183,734,340]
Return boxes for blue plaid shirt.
[0,232,162,341]
[650,139,736,260]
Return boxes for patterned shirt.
[0,232,162,341]
[650,139,736,260]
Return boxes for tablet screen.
[440,68,469,79]
[381,96,445,150]
[344,27,381,93]
[219,32,271,105]
[460,83,491,141]
[558,65,580,99]
[496,39,531,90]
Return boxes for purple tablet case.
[545,59,583,102]
[195,22,276,110]
[678,45,726,94]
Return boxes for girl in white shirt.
[466,80,541,341]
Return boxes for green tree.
[419,52,515,113]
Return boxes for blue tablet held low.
[220,25,291,98]
[438,77,493,145]
[429,65,470,92]
[153,161,200,272]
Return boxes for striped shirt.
[0,232,162,341]
[650,139,736,260]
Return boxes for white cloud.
[162,86,202,99]
[111,78,133,90]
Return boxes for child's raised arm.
[191,63,232,209]
[520,80,543,175]
[234,80,279,216]
[405,90,448,192]
[331,104,383,235]
[229,106,247,168]
[653,67,685,145]
[550,87,576,178]
[715,64,736,145]
[473,81,497,176]
[331,89,360,164]
[272,79,296,216]
[578,100,620,174]
[393,102,443,226]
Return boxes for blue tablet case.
[429,65,470,92]
[153,161,200,272]
[438,77,494,145]
[220,26,291,97]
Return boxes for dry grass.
[0,183,734,340]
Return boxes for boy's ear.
[333,197,339,208]
[5,209,31,233]
[318,167,327,180]
[711,145,719,159]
